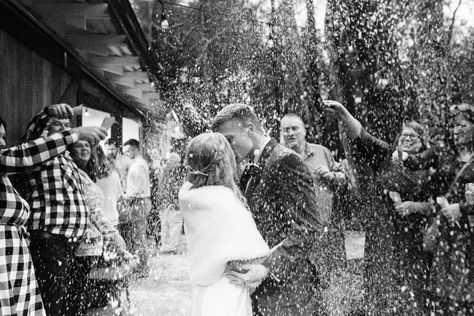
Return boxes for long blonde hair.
[185,132,246,204]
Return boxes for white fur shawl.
[179,182,269,286]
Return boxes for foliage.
[134,0,474,150]
[144,0,316,139]
[326,0,474,144]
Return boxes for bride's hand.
[225,263,268,288]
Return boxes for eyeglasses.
[450,103,474,114]
[400,133,420,140]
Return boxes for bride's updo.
[185,132,246,203]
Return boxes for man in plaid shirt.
[21,104,107,315]
[0,111,106,315]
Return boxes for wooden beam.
[91,56,139,66]
[67,34,126,48]
[143,91,161,100]
[120,71,149,81]
[123,88,143,99]
[96,64,124,75]
[32,4,109,18]
[105,73,136,88]
[67,35,126,55]
[90,57,141,75]
[133,83,156,92]
[42,16,87,31]
[134,96,161,106]
[105,72,152,87]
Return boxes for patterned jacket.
[0,131,78,226]
[23,110,88,239]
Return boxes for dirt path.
[128,253,192,315]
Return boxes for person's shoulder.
[137,156,148,166]
[116,155,130,165]
[307,142,331,154]
[129,157,147,170]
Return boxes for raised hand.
[314,165,335,182]
[45,103,74,119]
[73,126,107,144]
[395,201,417,217]
[441,203,462,222]
[395,201,432,217]
[323,100,362,139]
[322,100,347,120]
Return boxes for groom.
[212,104,324,315]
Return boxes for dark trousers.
[29,231,89,316]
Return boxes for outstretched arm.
[0,130,78,174]
[325,100,392,172]
[2,124,107,175]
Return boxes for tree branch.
[447,0,462,47]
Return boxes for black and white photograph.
[1,0,474,315]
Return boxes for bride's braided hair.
[185,132,247,205]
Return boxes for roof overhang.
[0,0,164,121]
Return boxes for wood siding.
[0,28,78,146]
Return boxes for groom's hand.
[225,263,269,288]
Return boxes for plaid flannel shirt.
[0,132,76,315]
[0,131,78,226]
[26,149,89,239]
[24,109,90,239]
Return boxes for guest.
[426,103,474,315]
[280,112,349,314]
[212,104,329,315]
[95,155,122,226]
[70,140,126,250]
[280,113,345,184]
[20,103,107,315]
[69,139,129,312]
[280,112,346,223]
[0,115,97,316]
[104,138,130,189]
[121,138,151,276]
[324,100,435,315]
[180,132,269,316]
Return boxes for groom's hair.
[212,103,263,132]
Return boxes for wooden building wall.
[0,28,79,146]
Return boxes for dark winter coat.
[427,154,474,306]
[241,138,334,316]
[348,128,433,315]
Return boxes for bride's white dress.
[191,276,252,316]
[179,182,269,316]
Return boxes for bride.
[179,132,269,316]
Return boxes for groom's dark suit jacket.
[242,138,324,316]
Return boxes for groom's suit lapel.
[243,138,278,198]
